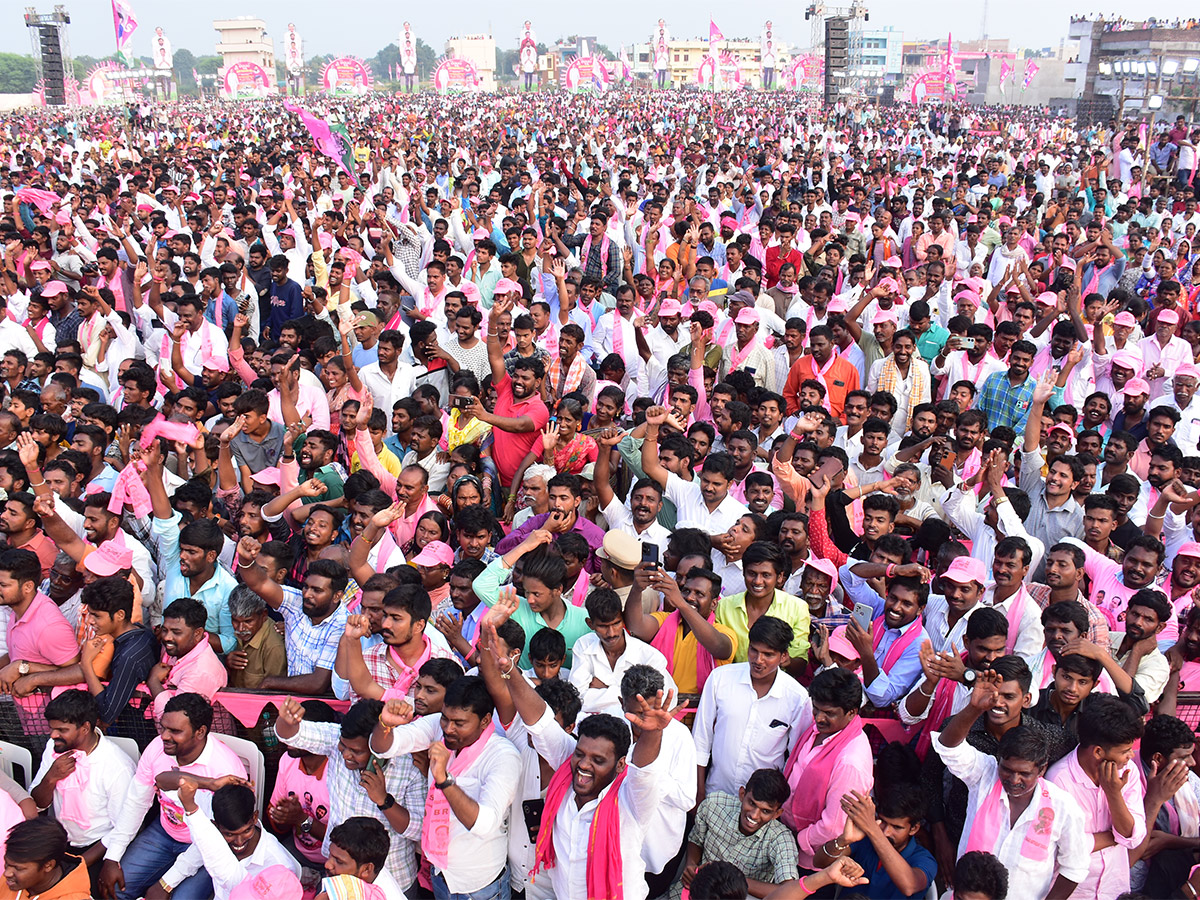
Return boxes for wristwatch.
[17,662,29,676]
[300,815,314,834]
[376,793,396,812]
[962,669,977,686]
[435,774,457,791]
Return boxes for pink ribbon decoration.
[139,416,201,450]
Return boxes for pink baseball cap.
[411,540,454,568]
[805,557,840,594]
[827,625,860,662]
[83,541,134,577]
[1035,291,1059,306]
[827,297,848,313]
[41,281,67,297]
[30,260,51,271]
[1048,423,1075,440]
[658,299,683,316]
[734,307,760,325]
[1177,542,1200,559]
[1122,377,1151,397]
[882,255,903,268]
[872,309,899,326]
[1059,257,1078,272]
[1113,311,1138,328]
[1111,349,1142,372]
[1158,308,1181,325]
[941,555,987,586]
[955,289,981,307]
[230,867,303,900]
[493,278,521,296]
[1177,362,1200,379]
[250,466,282,487]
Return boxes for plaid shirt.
[669,792,799,899]
[349,636,460,703]
[277,586,347,676]
[50,308,84,345]
[974,370,1037,432]
[287,720,425,888]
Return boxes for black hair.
[442,676,494,720]
[954,851,1008,900]
[522,547,567,592]
[537,679,583,726]
[876,781,927,823]
[747,615,794,654]
[0,548,40,586]
[2,817,68,867]
[529,627,567,662]
[1077,694,1145,750]
[381,584,433,627]
[585,587,623,623]
[620,664,665,704]
[43,688,100,728]
[809,667,863,712]
[341,699,384,741]
[1141,714,1197,764]
[964,607,1009,642]
[328,817,389,873]
[687,862,748,900]
[419,658,465,689]
[997,723,1051,768]
[162,597,208,630]
[990,655,1032,693]
[81,575,135,620]
[1128,588,1172,624]
[212,783,257,831]
[744,767,791,806]
[576,712,631,760]
[162,692,213,733]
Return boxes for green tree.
[0,54,38,93]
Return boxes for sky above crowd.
[4,0,1200,61]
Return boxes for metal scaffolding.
[24,5,72,105]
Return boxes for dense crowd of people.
[0,86,1195,900]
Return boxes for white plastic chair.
[211,733,265,814]
[0,740,33,788]
[106,736,141,767]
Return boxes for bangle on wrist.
[797,875,816,896]
[885,563,896,578]
[30,480,45,487]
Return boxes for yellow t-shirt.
[714,590,812,664]
[650,611,738,695]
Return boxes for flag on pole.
[1022,61,1040,89]
[709,19,724,44]
[999,59,1014,85]
[111,0,138,65]
[283,102,355,176]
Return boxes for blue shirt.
[151,511,238,653]
[838,566,927,707]
[974,370,1038,432]
[850,836,937,900]
[266,278,304,339]
[205,293,239,335]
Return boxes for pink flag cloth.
[999,60,1014,85]
[139,415,200,450]
[15,187,62,214]
[282,101,353,176]
[111,0,138,52]
[1023,61,1040,88]
[109,461,153,518]
[709,20,724,43]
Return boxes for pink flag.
[111,0,138,63]
[1023,61,1040,89]
[709,19,724,43]
[282,101,354,177]
[15,187,62,214]
[944,33,953,70]
[999,60,1014,85]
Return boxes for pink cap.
[203,354,230,374]
[1111,349,1142,372]
[844,212,861,223]
[1158,308,1181,325]
[1113,311,1138,327]
[827,297,848,313]
[411,540,454,568]
[41,281,67,297]
[698,300,721,320]
[658,299,682,316]
[734,307,760,325]
[872,309,899,326]
[1177,362,1200,379]
[955,289,981,307]
[827,625,860,662]
[941,556,987,586]
[1177,542,1200,559]
[1122,377,1151,397]
[1048,423,1075,439]
[229,867,303,900]
[877,276,902,294]
[882,255,903,268]
[494,278,521,296]
[805,558,840,594]
[250,466,282,487]
[1059,257,1078,272]
[471,227,489,240]
[30,260,51,271]
[84,541,134,577]
[280,228,296,238]
[1035,291,1058,306]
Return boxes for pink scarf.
[571,569,589,607]
[109,461,153,518]
[1084,261,1112,297]
[650,610,718,692]
[872,617,921,672]
[160,324,212,377]
[582,233,611,281]
[53,748,93,829]
[964,777,1055,862]
[783,716,866,829]
[383,637,432,699]
[611,309,629,356]
[417,283,448,317]
[916,663,963,761]
[422,719,496,869]
[998,590,1029,655]
[728,334,759,371]
[533,760,628,900]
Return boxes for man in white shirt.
[694,615,811,797]
[933,672,1091,900]
[30,689,135,861]
[323,817,411,900]
[359,331,417,413]
[370,676,521,898]
[175,779,300,900]
[569,590,677,718]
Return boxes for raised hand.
[298,478,328,499]
[380,698,414,728]
[219,415,246,445]
[236,535,262,566]
[344,614,371,641]
[968,669,1004,711]
[277,697,306,728]
[624,688,679,733]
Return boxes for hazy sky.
[8,0,1200,60]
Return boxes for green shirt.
[301,463,346,505]
[914,323,950,363]
[715,590,811,663]
[472,557,593,668]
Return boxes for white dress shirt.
[664,471,749,535]
[601,497,671,548]
[525,706,665,900]
[941,483,1045,582]
[374,712,521,894]
[641,717,698,874]
[359,360,419,413]
[934,734,1091,900]
[184,810,301,900]
[693,663,812,797]
[568,632,677,719]
[31,734,135,848]
[921,595,983,655]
